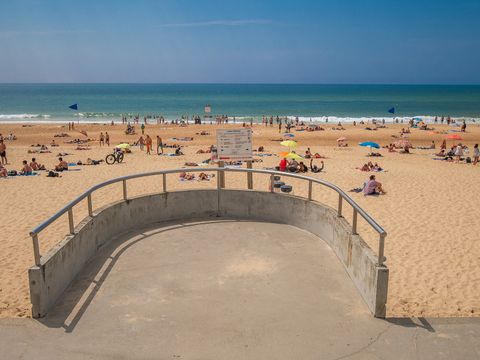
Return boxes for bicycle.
[105,149,124,165]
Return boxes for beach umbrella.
[337,136,347,142]
[116,143,130,149]
[278,151,290,158]
[359,141,380,149]
[280,140,298,149]
[285,152,303,160]
[446,134,462,140]
[79,130,88,137]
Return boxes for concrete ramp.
[40,220,373,358]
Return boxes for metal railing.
[30,168,387,267]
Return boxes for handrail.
[30,167,387,267]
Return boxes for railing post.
[337,194,343,217]
[308,180,313,200]
[352,209,358,235]
[87,194,93,217]
[247,161,253,190]
[31,234,41,266]
[68,208,74,235]
[270,174,274,192]
[218,161,225,189]
[123,179,127,200]
[162,173,167,193]
[378,233,386,266]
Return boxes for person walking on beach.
[99,132,105,146]
[145,135,152,155]
[0,140,7,165]
[473,144,479,165]
[141,123,145,135]
[138,136,145,151]
[156,135,163,154]
[105,132,110,146]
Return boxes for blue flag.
[388,107,395,114]
[69,103,78,111]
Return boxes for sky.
[0,0,479,84]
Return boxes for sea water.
[0,84,478,124]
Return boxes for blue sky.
[0,0,479,83]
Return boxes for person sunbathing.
[198,172,210,181]
[358,163,370,172]
[310,159,324,173]
[0,163,7,177]
[21,160,33,175]
[175,147,184,155]
[363,174,386,196]
[55,157,68,171]
[435,149,446,157]
[298,161,308,173]
[288,159,299,172]
[372,163,383,171]
[179,172,195,180]
[304,148,312,158]
[30,158,45,171]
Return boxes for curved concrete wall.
[29,190,388,318]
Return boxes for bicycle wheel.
[105,154,116,165]
[117,153,124,163]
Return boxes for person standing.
[473,144,479,165]
[141,123,145,135]
[99,132,105,146]
[105,132,110,146]
[145,135,152,155]
[454,143,463,163]
[0,140,7,165]
[138,136,145,151]
[156,135,163,154]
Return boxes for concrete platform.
[1,219,479,359]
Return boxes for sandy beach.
[0,121,479,318]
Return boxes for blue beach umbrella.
[359,141,380,149]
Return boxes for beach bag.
[466,157,471,163]
[7,170,17,176]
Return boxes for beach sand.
[0,122,479,318]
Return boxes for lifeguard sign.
[217,128,253,161]
[204,105,211,114]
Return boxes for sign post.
[216,128,253,189]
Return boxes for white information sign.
[217,128,253,161]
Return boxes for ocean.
[0,84,479,124]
